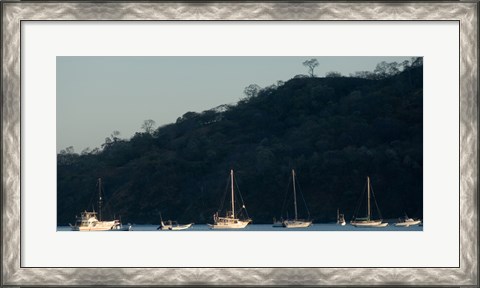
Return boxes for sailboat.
[208,169,252,229]
[337,208,346,226]
[350,176,388,228]
[282,169,312,228]
[70,178,130,231]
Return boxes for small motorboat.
[157,220,193,231]
[395,214,422,227]
[157,212,193,230]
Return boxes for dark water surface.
[58,223,422,232]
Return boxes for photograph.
[56,56,423,232]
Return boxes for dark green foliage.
[57,64,423,225]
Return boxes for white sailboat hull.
[209,219,251,229]
[351,220,387,227]
[283,220,312,228]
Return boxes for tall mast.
[98,178,103,221]
[367,176,371,221]
[292,169,298,220]
[231,169,235,218]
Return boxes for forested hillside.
[58,60,423,225]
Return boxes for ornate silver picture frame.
[2,1,477,286]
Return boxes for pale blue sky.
[57,56,412,152]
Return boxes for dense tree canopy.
[58,60,423,225]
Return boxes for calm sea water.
[57,223,422,232]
